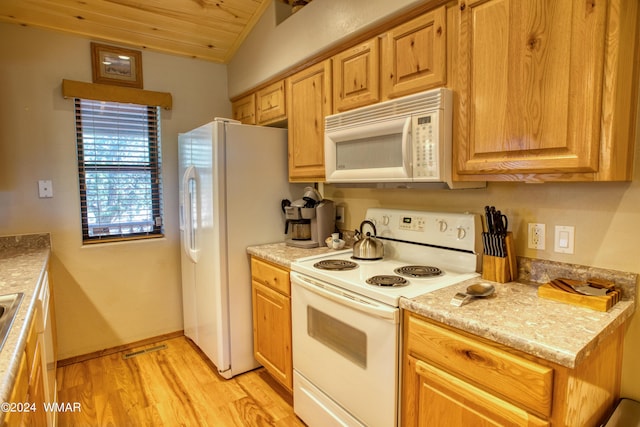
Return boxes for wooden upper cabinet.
[231,93,256,125]
[380,5,447,99]
[455,0,640,182]
[232,80,286,126]
[286,60,332,182]
[333,37,381,112]
[256,80,286,125]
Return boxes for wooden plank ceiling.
[0,0,275,63]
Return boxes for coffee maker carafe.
[283,187,335,248]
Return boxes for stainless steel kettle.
[353,220,384,260]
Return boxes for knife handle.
[484,206,494,233]
[587,278,616,291]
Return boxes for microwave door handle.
[401,117,412,175]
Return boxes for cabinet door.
[256,80,286,125]
[455,0,607,178]
[381,5,447,99]
[4,353,28,427]
[23,337,48,427]
[232,93,256,125]
[252,281,292,391]
[403,356,549,427]
[333,37,380,112]
[286,60,332,182]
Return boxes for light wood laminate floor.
[56,336,306,426]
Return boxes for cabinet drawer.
[250,257,290,295]
[406,314,553,417]
[412,357,549,426]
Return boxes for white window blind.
[74,98,163,242]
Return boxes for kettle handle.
[281,199,291,213]
[359,220,377,236]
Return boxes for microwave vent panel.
[325,88,450,130]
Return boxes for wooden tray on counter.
[537,278,621,312]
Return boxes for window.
[74,98,163,243]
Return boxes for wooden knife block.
[537,279,621,312]
[482,232,517,283]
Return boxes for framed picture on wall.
[91,42,143,88]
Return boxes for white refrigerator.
[178,118,304,379]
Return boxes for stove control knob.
[457,226,467,240]
[382,215,390,226]
[438,220,448,232]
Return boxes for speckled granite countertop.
[0,234,50,414]
[247,242,338,268]
[401,257,637,369]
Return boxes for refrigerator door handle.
[182,165,199,263]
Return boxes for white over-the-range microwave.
[324,88,485,189]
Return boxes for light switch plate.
[554,225,574,254]
[38,180,53,198]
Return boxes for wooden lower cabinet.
[402,311,625,427]
[250,256,293,392]
[5,311,47,427]
[406,356,549,426]
[22,336,47,427]
[3,353,28,427]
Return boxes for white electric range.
[290,208,482,427]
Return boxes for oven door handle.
[291,272,399,323]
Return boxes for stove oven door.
[291,272,400,427]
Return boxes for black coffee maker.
[283,187,335,248]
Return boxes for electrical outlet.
[528,223,546,250]
[38,180,53,198]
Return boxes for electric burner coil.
[313,259,359,271]
[394,265,442,278]
[366,275,408,287]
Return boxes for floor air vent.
[122,344,167,359]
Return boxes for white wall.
[0,23,230,359]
